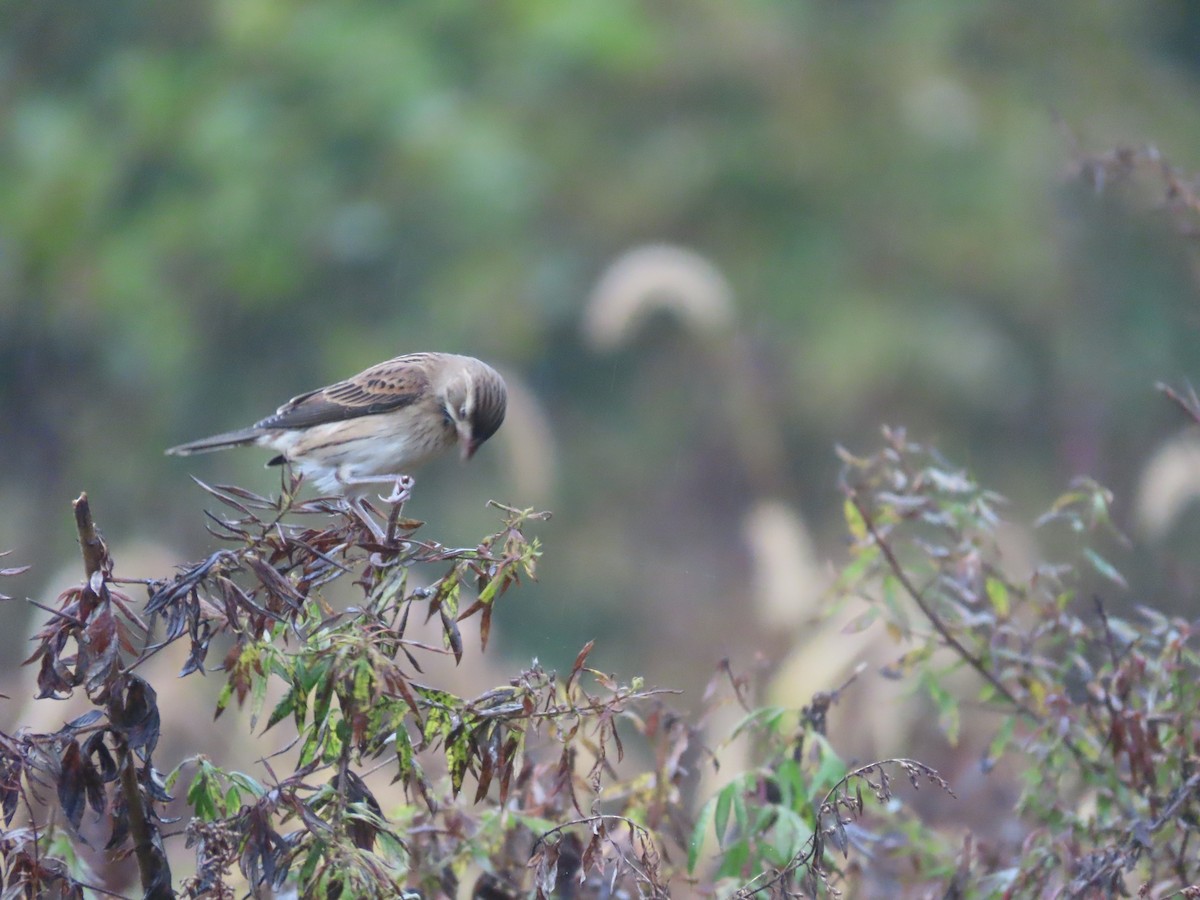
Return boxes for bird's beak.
[458,424,477,460]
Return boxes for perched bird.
[166,352,507,497]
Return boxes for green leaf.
[446,729,471,796]
[477,563,507,606]
[248,666,269,730]
[298,846,322,886]
[844,497,867,542]
[423,706,453,744]
[925,672,961,745]
[511,812,558,836]
[726,706,789,743]
[438,578,461,617]
[395,724,415,777]
[187,765,219,821]
[880,576,911,633]
[809,736,848,796]
[987,717,1016,763]
[265,688,297,732]
[297,659,325,694]
[714,782,736,846]
[774,758,805,810]
[715,836,750,880]
[228,772,266,798]
[298,723,320,768]
[353,659,372,704]
[769,807,812,867]
[325,718,346,764]
[732,789,748,835]
[1083,548,1128,589]
[311,678,335,734]
[214,682,233,719]
[164,756,199,791]
[688,796,717,873]
[985,576,1010,618]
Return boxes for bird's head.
[440,358,508,460]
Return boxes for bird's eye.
[441,407,454,427]
[458,404,468,420]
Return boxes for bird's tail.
[165,428,263,456]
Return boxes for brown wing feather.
[254,355,434,431]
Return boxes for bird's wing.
[255,356,434,430]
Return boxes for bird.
[166,352,507,500]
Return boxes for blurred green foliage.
[3,0,1200,685]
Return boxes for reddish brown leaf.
[58,741,86,832]
[568,640,595,692]
[389,676,421,723]
[108,676,160,756]
[479,600,494,655]
[498,734,519,807]
[457,599,485,622]
[245,555,305,609]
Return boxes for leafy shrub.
[6,421,1200,898]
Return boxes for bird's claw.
[379,476,414,505]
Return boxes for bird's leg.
[338,473,416,505]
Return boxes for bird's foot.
[337,473,415,505]
[380,475,414,504]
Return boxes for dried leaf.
[58,741,87,832]
[108,675,161,756]
[441,608,463,665]
[245,555,306,609]
[569,640,595,691]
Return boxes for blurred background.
[5,0,1200,786]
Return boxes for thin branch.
[1157,381,1200,427]
[531,813,651,853]
[847,491,1097,771]
[736,758,952,898]
[849,494,1031,712]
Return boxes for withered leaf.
[245,555,305,609]
[108,675,160,757]
[497,734,519,807]
[82,731,118,783]
[474,729,498,803]
[441,608,463,664]
[106,792,129,850]
[479,603,493,652]
[65,710,103,731]
[568,640,595,691]
[36,652,74,699]
[1,772,18,827]
[179,633,211,678]
[58,740,87,832]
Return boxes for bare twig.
[1157,381,1200,428]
